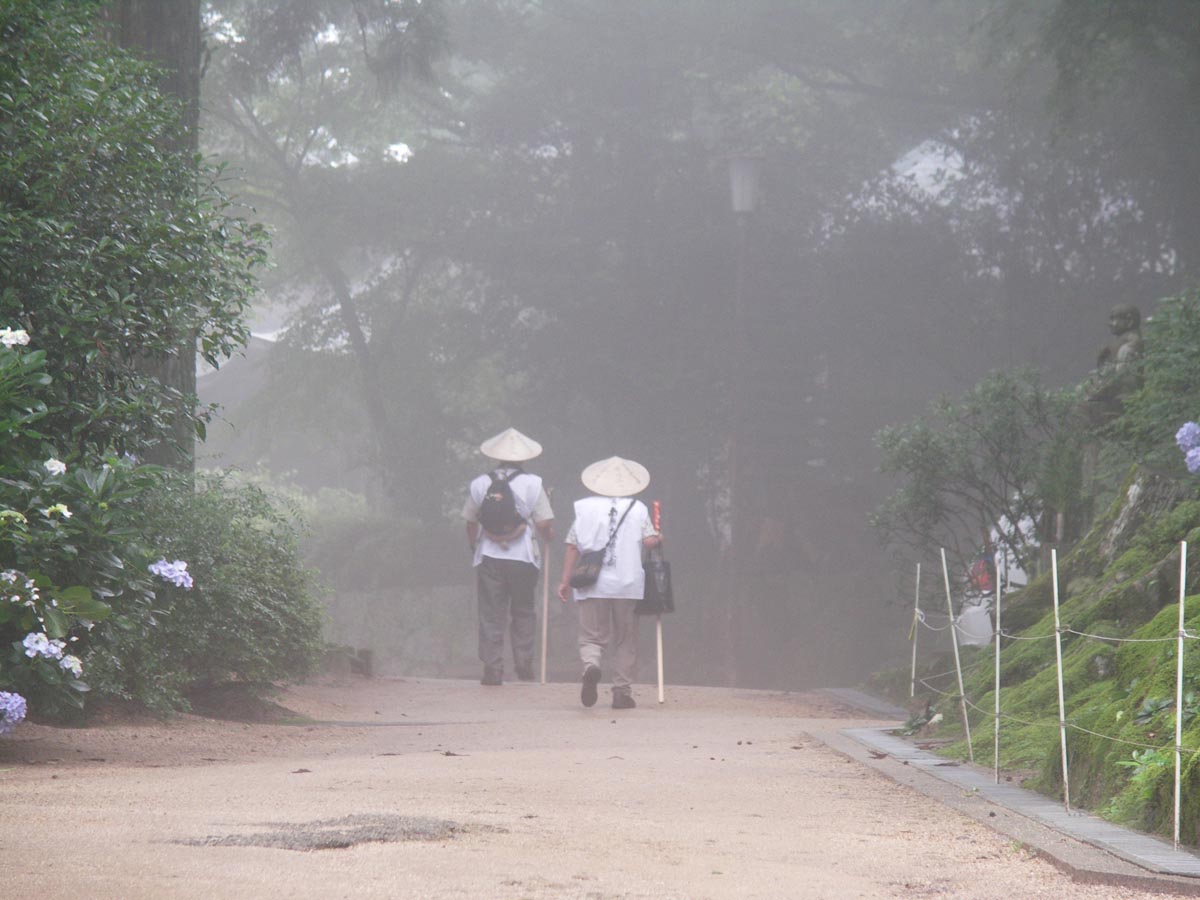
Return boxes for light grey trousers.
[576,596,637,693]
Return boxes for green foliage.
[1112,290,1200,470]
[0,343,50,451]
[1,457,163,598]
[0,0,267,459]
[87,472,325,713]
[873,368,1082,575]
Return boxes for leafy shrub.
[873,368,1084,575]
[89,473,326,712]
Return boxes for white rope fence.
[908,542,1198,849]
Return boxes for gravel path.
[0,677,1186,899]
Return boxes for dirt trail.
[0,677,1181,899]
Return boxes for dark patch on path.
[182,813,467,851]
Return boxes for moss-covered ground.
[871,476,1200,846]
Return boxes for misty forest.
[5,0,1200,845]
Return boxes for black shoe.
[612,693,636,710]
[515,664,535,682]
[581,665,601,707]
[481,668,502,686]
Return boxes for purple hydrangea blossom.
[148,558,193,590]
[0,691,27,736]
[1187,447,1200,475]
[1177,422,1200,453]
[0,693,26,734]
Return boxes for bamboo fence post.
[1175,540,1187,850]
[994,567,1002,784]
[1051,548,1071,812]
[941,548,973,762]
[911,562,921,698]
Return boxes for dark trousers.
[476,556,540,676]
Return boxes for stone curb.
[814,688,1200,897]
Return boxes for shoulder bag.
[569,499,635,589]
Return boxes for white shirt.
[463,468,552,569]
[565,495,658,600]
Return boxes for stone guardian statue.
[1086,303,1144,423]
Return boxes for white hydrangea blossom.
[22,632,65,660]
[0,327,30,348]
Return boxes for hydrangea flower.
[0,327,30,348]
[1177,422,1200,453]
[22,632,65,660]
[148,558,193,590]
[59,655,83,678]
[42,458,66,476]
[1187,447,1200,475]
[0,692,27,736]
[42,503,71,519]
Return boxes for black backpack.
[478,469,525,538]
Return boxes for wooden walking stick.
[540,486,555,685]
[653,500,665,704]
[540,538,550,684]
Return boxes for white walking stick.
[656,614,665,704]
[654,501,665,704]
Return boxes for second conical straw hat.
[580,456,650,497]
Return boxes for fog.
[194,1,1199,691]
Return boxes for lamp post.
[726,155,761,686]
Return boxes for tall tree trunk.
[315,253,406,510]
[103,0,202,471]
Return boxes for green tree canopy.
[872,369,1082,576]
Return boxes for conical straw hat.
[581,456,650,497]
[479,427,543,462]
